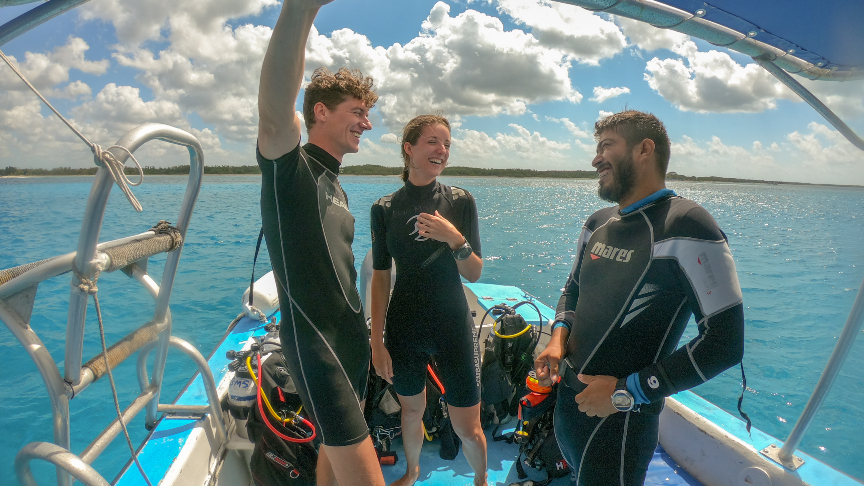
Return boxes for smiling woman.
[369,114,489,486]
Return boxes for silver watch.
[452,238,473,261]
[611,377,634,412]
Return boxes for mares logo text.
[590,242,634,262]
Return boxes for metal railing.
[0,123,219,486]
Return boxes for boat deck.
[379,426,702,485]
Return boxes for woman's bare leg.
[391,390,427,486]
[448,403,488,486]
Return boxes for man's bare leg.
[448,403,488,486]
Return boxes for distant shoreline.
[1,165,861,188]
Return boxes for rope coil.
[0,48,144,212]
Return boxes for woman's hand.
[416,210,464,249]
[372,343,394,384]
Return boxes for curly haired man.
[256,1,384,484]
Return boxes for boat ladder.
[0,124,226,486]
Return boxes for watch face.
[612,391,634,411]
[454,244,472,261]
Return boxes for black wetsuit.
[370,180,482,407]
[257,142,370,447]
[554,192,745,485]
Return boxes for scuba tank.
[228,360,256,419]
[226,321,279,437]
[227,354,256,439]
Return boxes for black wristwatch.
[452,237,473,261]
[611,377,634,412]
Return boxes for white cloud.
[786,122,863,176]
[590,86,630,103]
[380,133,399,144]
[598,110,613,121]
[78,0,278,46]
[668,125,864,185]
[355,138,399,161]
[615,17,690,53]
[496,0,626,65]
[306,2,582,130]
[671,135,706,158]
[496,123,570,157]
[546,116,591,138]
[643,44,797,113]
[0,37,107,93]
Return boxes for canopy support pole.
[754,56,864,152]
[0,0,93,47]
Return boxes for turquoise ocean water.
[1,174,863,483]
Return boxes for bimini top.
[555,0,864,81]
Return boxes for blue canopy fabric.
[556,0,864,81]
[661,0,864,74]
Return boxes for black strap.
[248,228,265,307]
[514,451,527,479]
[737,361,752,435]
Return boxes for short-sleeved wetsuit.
[370,180,482,407]
[257,142,370,447]
[554,192,745,485]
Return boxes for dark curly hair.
[594,110,670,175]
[400,114,451,182]
[303,67,378,130]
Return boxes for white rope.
[73,268,154,486]
[0,48,144,212]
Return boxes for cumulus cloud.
[0,37,113,165]
[786,122,863,175]
[643,42,798,113]
[306,2,582,130]
[78,0,278,46]
[496,0,626,65]
[444,124,570,167]
[590,86,630,103]
[668,125,863,185]
[380,133,399,144]
[598,110,613,121]
[546,116,591,138]
[615,16,690,53]
[0,37,107,94]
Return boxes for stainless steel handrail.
[776,276,864,465]
[0,123,207,486]
[136,336,229,444]
[15,442,110,486]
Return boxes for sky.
[1,0,863,185]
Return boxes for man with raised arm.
[535,111,745,485]
[256,1,384,485]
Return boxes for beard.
[598,152,636,204]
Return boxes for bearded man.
[535,110,746,486]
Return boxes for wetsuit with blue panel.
[257,142,370,447]
[553,189,745,485]
[370,180,482,407]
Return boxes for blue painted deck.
[378,426,701,485]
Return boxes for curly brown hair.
[400,114,451,182]
[303,67,378,130]
[594,110,670,175]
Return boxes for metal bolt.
[695,9,706,16]
[747,31,757,37]
[787,49,795,54]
